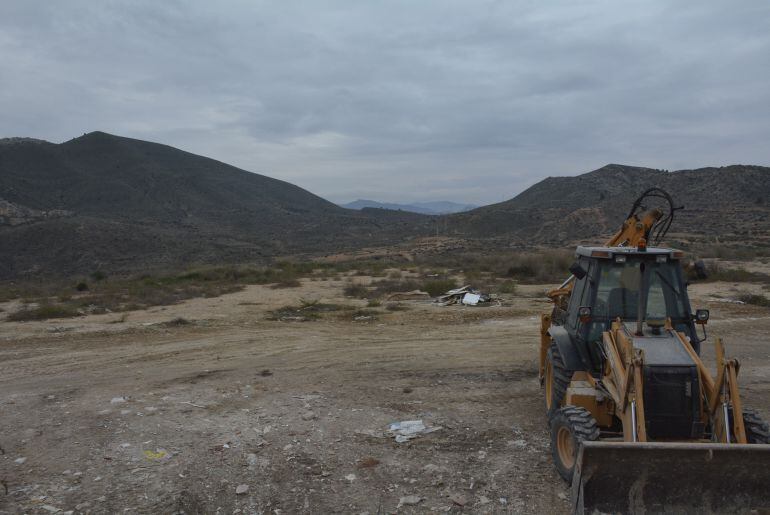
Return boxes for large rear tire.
[549,406,600,484]
[545,341,572,419]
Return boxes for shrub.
[343,283,370,298]
[375,279,420,292]
[738,294,770,307]
[75,282,89,292]
[422,279,458,297]
[497,280,517,294]
[705,262,770,283]
[7,303,80,321]
[162,317,191,326]
[270,278,302,289]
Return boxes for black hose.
[626,188,682,246]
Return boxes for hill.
[450,164,770,248]
[2,132,768,280]
[0,132,430,279]
[342,199,477,215]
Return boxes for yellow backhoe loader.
[539,188,770,514]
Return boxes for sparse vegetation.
[161,317,191,327]
[738,293,770,307]
[343,283,370,298]
[369,278,422,297]
[704,262,770,283]
[422,279,458,297]
[497,280,517,294]
[268,301,351,321]
[7,303,80,322]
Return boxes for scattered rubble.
[435,286,498,306]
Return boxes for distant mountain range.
[1,131,768,279]
[341,199,477,215]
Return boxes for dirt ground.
[1,274,769,514]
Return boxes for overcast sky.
[1,1,769,205]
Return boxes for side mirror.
[578,306,592,323]
[569,262,587,280]
[694,309,709,325]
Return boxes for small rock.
[449,494,466,507]
[40,505,61,513]
[345,473,356,482]
[14,457,27,464]
[235,484,249,495]
[398,495,423,508]
[110,397,127,404]
[558,492,568,500]
[499,497,508,505]
[246,453,258,467]
[301,411,317,421]
[119,443,131,449]
[478,496,491,505]
[93,476,102,482]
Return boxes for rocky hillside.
[0,132,430,278]
[2,132,767,280]
[450,164,770,248]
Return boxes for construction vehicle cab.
[548,246,700,385]
[538,189,770,514]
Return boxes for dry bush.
[738,293,770,307]
[7,303,80,322]
[343,283,370,298]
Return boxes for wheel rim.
[545,359,553,409]
[557,426,576,469]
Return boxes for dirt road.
[1,277,769,514]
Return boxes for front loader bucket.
[572,441,770,514]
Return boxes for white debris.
[387,420,442,443]
[462,293,481,305]
[14,457,27,464]
[345,473,356,482]
[110,396,127,404]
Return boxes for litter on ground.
[387,420,442,443]
[436,286,498,306]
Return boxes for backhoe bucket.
[572,441,770,514]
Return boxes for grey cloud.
[1,1,769,205]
